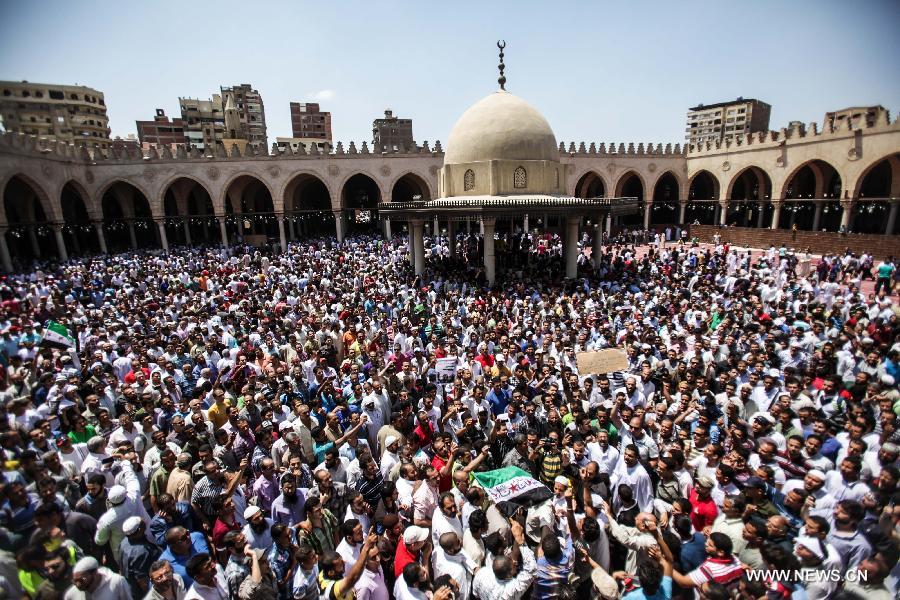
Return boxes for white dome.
[444,90,559,165]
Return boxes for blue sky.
[1,0,898,146]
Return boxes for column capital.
[51,222,65,232]
[409,218,426,226]
[481,216,496,227]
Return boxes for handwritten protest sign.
[576,349,629,375]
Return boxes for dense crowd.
[0,228,897,600]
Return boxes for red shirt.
[394,539,419,579]
[689,488,718,531]
[412,422,434,450]
[212,517,240,551]
[431,454,451,492]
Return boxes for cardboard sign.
[435,357,460,383]
[576,349,629,375]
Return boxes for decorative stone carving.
[207,167,220,180]
[513,166,527,189]
[847,147,859,160]
[328,165,340,176]
[85,170,94,184]
[721,161,731,172]
[648,163,657,173]
[464,169,475,191]
[429,165,439,176]
[775,156,785,167]
[143,167,157,181]
[41,163,52,176]
[268,166,281,178]
[606,163,616,174]
[380,165,391,177]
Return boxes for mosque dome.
[443,90,559,165]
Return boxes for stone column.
[218,216,229,247]
[643,203,651,229]
[769,202,782,229]
[0,228,12,273]
[128,222,138,249]
[565,216,579,279]
[287,217,296,241]
[886,200,899,236]
[28,226,40,257]
[483,217,496,285]
[840,200,855,232]
[53,224,68,262]
[333,211,345,243]
[433,216,439,239]
[678,202,687,225]
[157,220,169,252]
[719,200,729,226]
[183,220,192,246]
[593,212,604,259]
[605,214,612,241]
[411,219,425,276]
[93,221,108,254]
[756,203,766,228]
[384,218,391,239]
[812,203,823,231]
[69,229,81,257]
[523,214,529,233]
[479,218,484,236]
[447,220,457,256]
[278,216,287,253]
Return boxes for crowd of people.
[0,227,897,600]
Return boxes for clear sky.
[2,0,898,147]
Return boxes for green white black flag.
[472,466,552,516]
[40,321,75,350]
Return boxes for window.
[35,91,43,98]
[514,166,527,189]
[22,91,30,97]
[49,90,63,100]
[70,94,78,100]
[2,90,9,96]
[464,169,475,191]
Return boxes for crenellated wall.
[0,107,898,230]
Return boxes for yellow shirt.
[207,399,231,429]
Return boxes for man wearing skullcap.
[63,556,131,600]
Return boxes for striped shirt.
[355,472,384,509]
[191,475,225,520]
[688,556,745,588]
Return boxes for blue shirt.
[158,531,210,588]
[679,534,707,573]
[622,576,673,600]
[533,538,574,600]
[486,387,511,416]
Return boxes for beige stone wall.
[441,159,566,197]
[1,115,898,227]
[685,115,900,200]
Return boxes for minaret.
[224,94,242,140]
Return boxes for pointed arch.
[781,159,843,200]
[614,170,646,200]
[852,153,900,198]
[688,170,721,200]
[2,174,53,224]
[651,171,680,224]
[573,171,607,198]
[390,172,430,203]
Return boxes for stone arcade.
[1,49,899,273]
